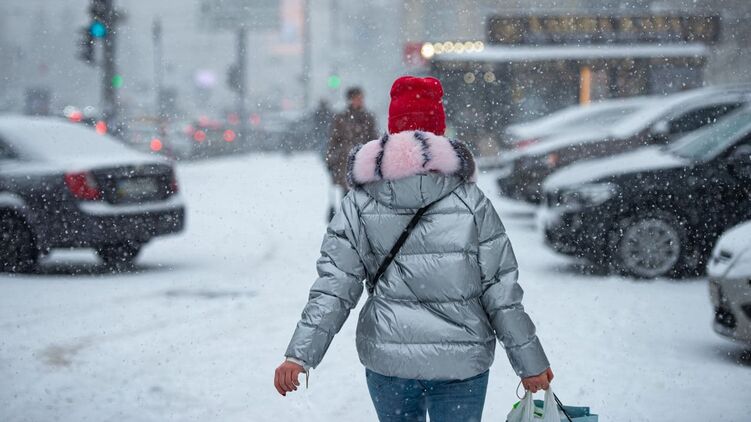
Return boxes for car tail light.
[515,138,539,149]
[223,129,236,142]
[64,171,102,200]
[546,153,560,168]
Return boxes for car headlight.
[557,183,619,208]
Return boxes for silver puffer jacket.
[285,130,549,380]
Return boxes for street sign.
[198,0,280,32]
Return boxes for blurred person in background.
[275,76,553,421]
[324,87,378,220]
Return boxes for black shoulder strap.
[367,203,432,295]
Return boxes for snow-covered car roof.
[511,87,751,158]
[543,146,689,191]
[511,128,608,157]
[506,96,663,140]
[0,116,161,168]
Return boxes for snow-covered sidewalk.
[1,153,748,421]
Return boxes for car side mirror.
[649,120,670,143]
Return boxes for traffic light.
[89,20,107,38]
[77,0,112,64]
[89,0,112,27]
[78,0,120,123]
[111,74,124,88]
[88,0,113,40]
[77,27,95,64]
[327,74,342,89]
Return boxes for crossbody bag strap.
[367,203,433,295]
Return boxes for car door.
[689,133,751,253]
[722,134,751,223]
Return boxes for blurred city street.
[1,154,748,421]
[3,1,751,421]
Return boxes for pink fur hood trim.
[347,131,477,187]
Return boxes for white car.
[707,221,751,344]
[503,96,660,150]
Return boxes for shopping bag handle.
[553,393,574,422]
[516,381,574,422]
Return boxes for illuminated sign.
[487,15,720,45]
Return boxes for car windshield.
[563,105,644,129]
[606,90,726,139]
[667,108,751,161]
[0,118,138,160]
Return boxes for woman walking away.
[275,76,553,422]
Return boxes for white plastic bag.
[507,389,563,422]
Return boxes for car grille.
[715,307,737,329]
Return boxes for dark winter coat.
[286,130,549,380]
[326,106,378,188]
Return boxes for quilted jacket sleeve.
[284,192,366,369]
[473,187,550,378]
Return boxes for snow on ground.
[1,152,749,421]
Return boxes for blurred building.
[397,0,751,85]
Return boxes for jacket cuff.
[505,336,550,379]
[285,356,311,372]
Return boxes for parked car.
[503,96,659,150]
[0,116,185,272]
[707,221,751,345]
[497,86,750,202]
[539,106,751,278]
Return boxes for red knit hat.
[388,76,446,135]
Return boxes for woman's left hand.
[521,367,554,393]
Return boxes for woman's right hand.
[521,367,554,393]
[274,360,305,396]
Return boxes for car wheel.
[0,212,38,273]
[97,242,141,270]
[611,212,686,279]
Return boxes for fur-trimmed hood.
[346,130,477,208]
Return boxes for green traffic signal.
[327,75,341,89]
[111,74,124,88]
[89,20,107,38]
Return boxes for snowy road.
[1,153,749,421]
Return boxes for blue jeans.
[366,369,489,422]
